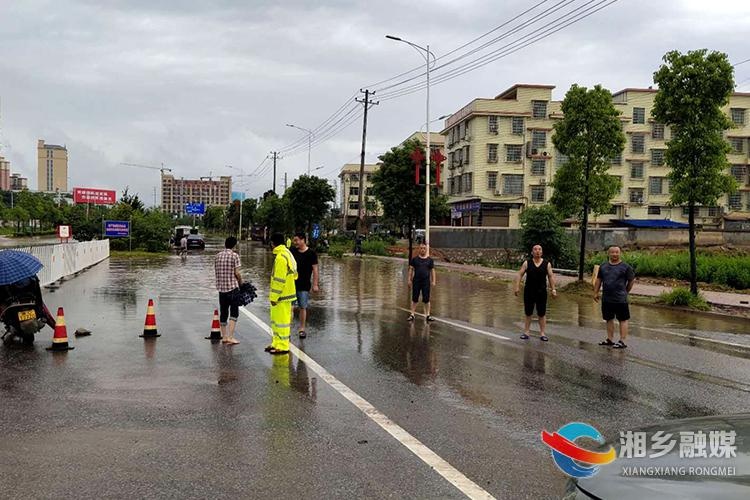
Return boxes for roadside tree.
[518,206,577,268]
[283,175,335,236]
[652,49,736,295]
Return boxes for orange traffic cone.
[46,307,74,351]
[205,309,222,340]
[139,299,160,338]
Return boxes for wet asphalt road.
[2,240,750,499]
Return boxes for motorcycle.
[0,251,54,345]
[1,295,50,345]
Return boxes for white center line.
[240,307,495,500]
[398,308,511,341]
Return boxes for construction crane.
[119,162,173,207]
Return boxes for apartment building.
[440,83,750,228]
[10,173,28,190]
[161,174,232,215]
[0,156,9,190]
[37,139,69,192]
[338,163,382,230]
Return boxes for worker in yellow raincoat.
[266,233,298,354]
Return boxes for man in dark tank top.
[514,244,557,341]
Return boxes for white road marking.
[636,325,750,351]
[398,308,511,341]
[240,307,495,500]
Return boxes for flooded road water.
[2,238,750,499]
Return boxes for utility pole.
[270,151,280,194]
[355,89,379,236]
[284,172,288,192]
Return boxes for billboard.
[185,202,206,215]
[232,191,246,202]
[73,187,116,205]
[104,220,130,238]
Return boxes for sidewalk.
[359,254,750,310]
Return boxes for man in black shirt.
[514,244,557,341]
[407,243,436,322]
[291,232,319,338]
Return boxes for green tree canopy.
[283,175,335,235]
[256,193,291,235]
[551,84,626,279]
[652,49,736,294]
[518,206,577,268]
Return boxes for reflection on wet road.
[2,239,750,499]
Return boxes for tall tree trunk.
[578,155,592,281]
[688,201,698,295]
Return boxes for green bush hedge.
[658,287,710,311]
[361,240,388,256]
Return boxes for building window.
[350,174,359,182]
[631,134,645,154]
[511,117,524,135]
[651,149,665,166]
[630,162,644,179]
[349,202,359,210]
[682,206,691,217]
[629,188,644,204]
[532,100,548,119]
[633,107,646,124]
[487,144,498,163]
[708,206,719,217]
[503,174,524,195]
[488,116,498,133]
[729,137,744,154]
[449,177,456,194]
[729,193,742,210]
[649,176,664,195]
[652,122,665,139]
[731,165,747,184]
[648,206,661,215]
[605,204,618,215]
[731,108,746,125]
[531,159,546,176]
[487,172,497,191]
[506,144,523,162]
[462,172,473,193]
[463,145,471,165]
[531,186,545,203]
[611,153,622,165]
[349,187,359,196]
[556,152,569,167]
[531,130,546,149]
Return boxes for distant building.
[37,139,69,192]
[10,173,28,190]
[161,174,232,215]
[0,156,9,190]
[338,163,382,230]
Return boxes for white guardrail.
[7,240,110,286]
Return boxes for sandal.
[407,314,415,322]
[268,348,289,355]
[264,345,273,352]
[612,340,628,349]
[540,336,549,342]
[299,330,307,338]
[598,339,615,346]
[520,334,530,340]
[426,315,435,322]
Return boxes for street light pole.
[386,35,436,251]
[286,124,313,174]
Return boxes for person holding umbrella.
[0,250,56,333]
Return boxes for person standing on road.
[215,236,243,345]
[514,244,557,341]
[180,235,188,256]
[407,243,436,322]
[594,245,635,349]
[267,233,298,355]
[291,232,319,339]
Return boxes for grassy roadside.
[110,250,170,259]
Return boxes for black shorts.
[524,290,547,317]
[412,281,431,303]
[219,289,239,324]
[602,301,630,321]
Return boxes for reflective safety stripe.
[270,288,282,294]
[273,277,286,283]
[279,294,297,301]
[273,333,291,340]
[287,270,296,275]
[273,323,291,328]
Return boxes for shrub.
[325,241,347,258]
[518,206,578,268]
[658,287,710,311]
[361,240,387,256]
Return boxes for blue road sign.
[105,220,130,238]
[185,202,206,215]
[312,223,321,240]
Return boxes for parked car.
[186,234,205,250]
[562,414,750,499]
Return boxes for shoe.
[407,314,415,322]
[299,330,307,338]
[520,333,530,340]
[540,335,549,342]
[268,348,290,355]
[426,315,435,322]
[612,340,628,349]
[598,339,615,346]
[264,345,273,352]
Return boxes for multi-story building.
[0,156,10,190]
[440,83,750,228]
[37,139,68,192]
[338,163,382,230]
[161,174,232,215]
[10,173,28,190]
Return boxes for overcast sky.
[1,0,748,204]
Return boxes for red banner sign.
[73,188,116,205]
